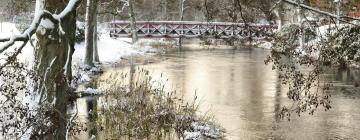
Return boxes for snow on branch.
[0,0,81,70]
[0,40,29,70]
[0,11,55,53]
[117,0,129,14]
[0,0,82,54]
[98,0,129,15]
[283,0,360,22]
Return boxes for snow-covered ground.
[73,36,153,65]
[0,21,158,65]
[0,22,159,93]
[72,31,161,88]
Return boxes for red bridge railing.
[110,21,277,39]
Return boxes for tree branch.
[269,0,283,13]
[0,40,28,70]
[283,0,360,22]
[0,0,81,70]
[0,0,82,53]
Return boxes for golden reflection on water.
[137,49,282,139]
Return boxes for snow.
[70,24,160,93]
[78,71,91,82]
[183,121,224,139]
[72,34,155,65]
[89,135,96,140]
[257,41,273,49]
[184,131,202,140]
[0,22,158,94]
[53,0,79,20]
[83,88,100,95]
[39,18,54,29]
[0,22,34,66]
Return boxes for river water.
[79,48,360,140]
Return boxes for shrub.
[87,68,225,139]
[273,24,316,51]
[331,25,360,63]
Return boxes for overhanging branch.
[283,0,360,21]
[0,0,82,52]
[0,0,82,68]
[0,40,29,70]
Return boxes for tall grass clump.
[95,68,225,139]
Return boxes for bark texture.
[178,0,185,50]
[129,0,138,44]
[93,21,100,62]
[85,0,98,66]
[275,1,285,30]
[34,0,76,138]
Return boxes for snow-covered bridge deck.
[109,21,276,39]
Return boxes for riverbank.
[134,38,273,52]
[101,49,360,139]
[72,36,275,94]
[71,29,226,139]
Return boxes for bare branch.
[269,0,283,13]
[283,0,360,22]
[0,40,29,70]
[0,0,82,54]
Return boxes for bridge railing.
[109,21,277,39]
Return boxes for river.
[77,48,360,140]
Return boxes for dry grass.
[93,68,225,139]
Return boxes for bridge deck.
[109,21,276,39]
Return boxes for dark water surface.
[79,48,360,140]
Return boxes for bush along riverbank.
[73,68,225,139]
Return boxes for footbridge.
[109,21,276,39]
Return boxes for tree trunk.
[85,0,98,67]
[163,0,168,20]
[129,0,138,44]
[93,22,100,63]
[93,2,100,63]
[276,0,285,30]
[335,0,341,24]
[296,0,304,49]
[34,0,77,139]
[178,0,185,51]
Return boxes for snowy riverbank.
[71,32,161,93]
[0,22,161,94]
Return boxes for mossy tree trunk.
[34,0,76,139]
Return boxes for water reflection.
[137,49,360,140]
[71,96,98,139]
[76,48,360,140]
